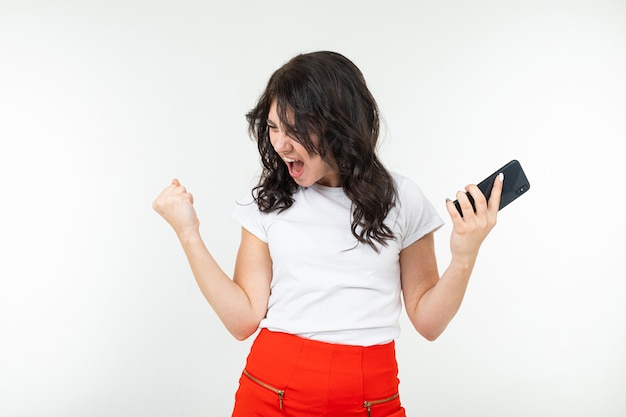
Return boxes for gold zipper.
[243,369,285,410]
[363,392,400,417]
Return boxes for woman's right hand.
[152,179,200,237]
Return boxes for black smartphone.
[453,159,530,216]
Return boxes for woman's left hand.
[445,173,504,263]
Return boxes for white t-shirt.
[231,172,444,346]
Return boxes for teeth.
[283,157,296,163]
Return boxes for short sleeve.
[393,174,445,249]
[231,195,269,243]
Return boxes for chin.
[294,178,313,187]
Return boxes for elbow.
[421,330,441,342]
[231,329,254,341]
[413,319,447,342]
[232,332,252,341]
[220,311,263,341]
[229,322,260,341]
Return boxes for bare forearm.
[177,231,260,339]
[152,180,263,339]
[404,176,502,341]
[413,256,476,341]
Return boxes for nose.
[272,131,293,153]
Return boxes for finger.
[465,184,487,213]
[445,198,463,221]
[488,173,504,214]
[455,190,474,218]
[170,179,188,194]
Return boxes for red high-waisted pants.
[231,329,406,417]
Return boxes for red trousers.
[231,329,406,417]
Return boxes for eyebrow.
[266,118,277,127]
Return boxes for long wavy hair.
[246,51,397,251]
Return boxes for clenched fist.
[152,179,200,238]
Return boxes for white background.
[1,1,625,416]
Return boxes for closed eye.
[266,120,279,131]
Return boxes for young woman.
[153,51,503,417]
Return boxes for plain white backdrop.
[1,0,625,416]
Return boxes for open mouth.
[283,157,304,178]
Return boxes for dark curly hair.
[246,51,397,251]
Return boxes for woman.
[153,51,503,417]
